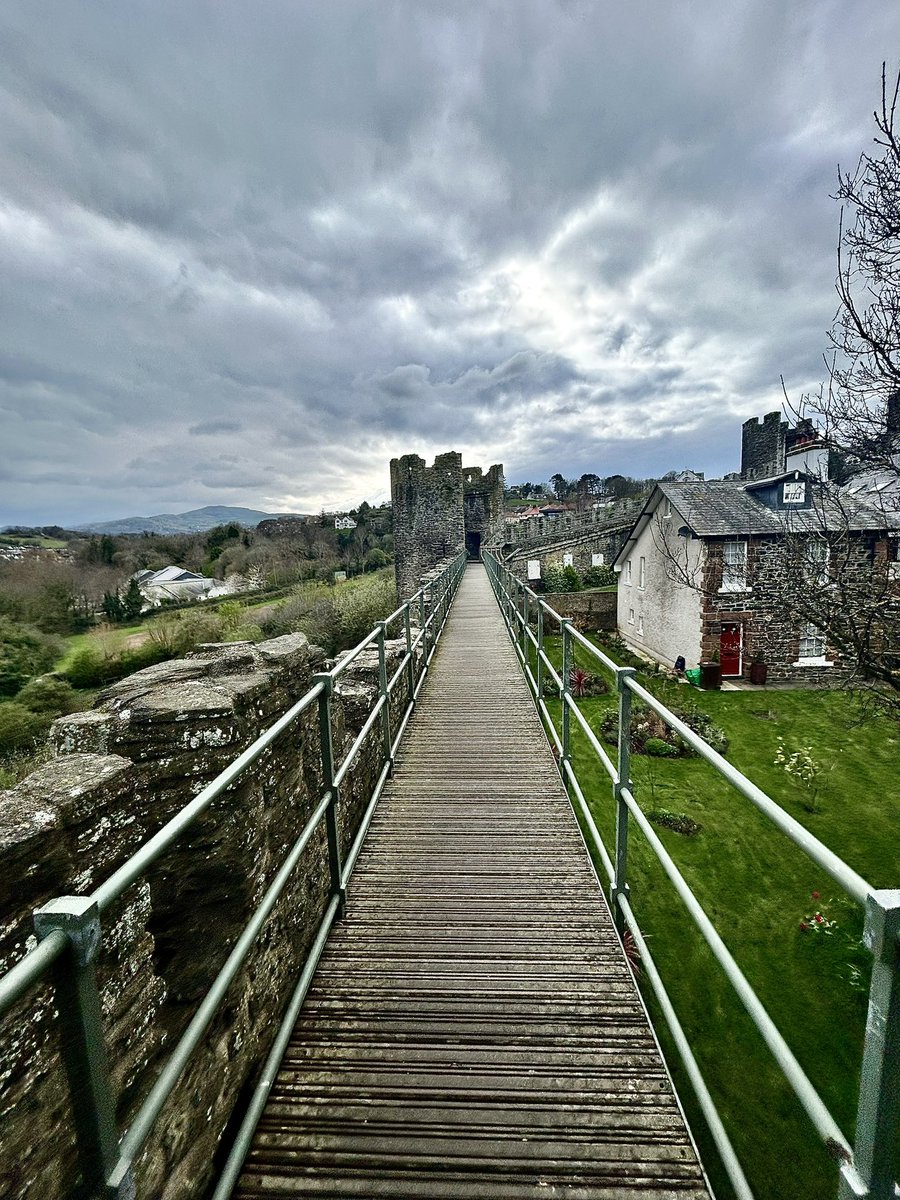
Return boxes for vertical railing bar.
[33,898,131,1198]
[561,618,572,787]
[839,890,900,1200]
[404,602,415,710]
[612,666,636,936]
[313,673,346,918]
[376,623,393,773]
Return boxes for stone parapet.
[0,632,393,1200]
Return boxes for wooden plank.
[234,565,710,1199]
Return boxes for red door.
[720,623,742,676]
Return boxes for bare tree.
[810,63,900,474]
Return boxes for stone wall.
[505,529,627,580]
[502,497,643,550]
[0,632,401,1200]
[463,464,505,552]
[539,589,617,633]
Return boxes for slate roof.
[656,479,891,537]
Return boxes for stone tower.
[740,411,787,480]
[390,451,504,600]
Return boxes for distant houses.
[134,566,233,606]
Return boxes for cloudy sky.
[1,1,897,526]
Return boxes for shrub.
[600,702,728,757]
[644,736,679,758]
[561,565,583,592]
[542,566,567,593]
[648,809,703,836]
[16,676,82,715]
[0,702,52,760]
[0,618,64,697]
[582,564,616,588]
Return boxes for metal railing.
[484,550,899,1200]
[0,551,467,1199]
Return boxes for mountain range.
[74,505,308,536]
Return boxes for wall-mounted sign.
[527,559,541,580]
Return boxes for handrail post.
[313,673,346,918]
[376,622,393,772]
[536,599,544,699]
[418,590,428,664]
[522,587,530,672]
[403,602,415,708]
[561,619,572,782]
[839,890,900,1200]
[33,897,131,1199]
[612,667,637,936]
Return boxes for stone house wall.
[0,631,404,1200]
[699,534,884,683]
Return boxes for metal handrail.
[0,550,468,1199]
[483,550,896,1200]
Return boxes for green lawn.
[535,633,898,1200]
[55,622,149,671]
[0,535,68,549]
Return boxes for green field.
[536,633,898,1199]
[0,535,68,550]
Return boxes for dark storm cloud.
[1,0,898,525]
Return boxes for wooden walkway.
[235,565,710,1199]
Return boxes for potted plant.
[699,648,721,690]
[749,651,768,686]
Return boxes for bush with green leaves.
[600,702,728,757]
[644,736,679,758]
[582,564,616,588]
[15,676,82,715]
[0,617,64,697]
[648,809,703,836]
[0,701,52,761]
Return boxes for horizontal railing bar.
[563,761,615,887]
[91,681,325,914]
[111,789,333,1178]
[538,699,563,756]
[620,784,851,1156]
[341,759,392,888]
[0,928,68,1017]
[540,650,562,691]
[383,602,408,628]
[391,697,416,760]
[209,893,340,1200]
[564,693,617,781]
[626,678,872,907]
[334,696,386,788]
[617,894,755,1200]
[388,651,411,692]
[330,627,381,676]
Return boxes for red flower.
[814,913,824,923]
[799,921,809,932]
[811,890,820,900]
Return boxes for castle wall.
[0,633,404,1200]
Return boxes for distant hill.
[74,506,309,536]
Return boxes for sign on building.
[592,553,605,566]
[527,559,541,580]
[563,552,574,567]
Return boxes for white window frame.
[625,559,632,585]
[794,622,832,666]
[783,480,805,504]
[638,556,646,589]
[720,540,749,593]
[637,614,644,635]
[663,498,672,519]
[628,608,635,625]
[804,538,830,587]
